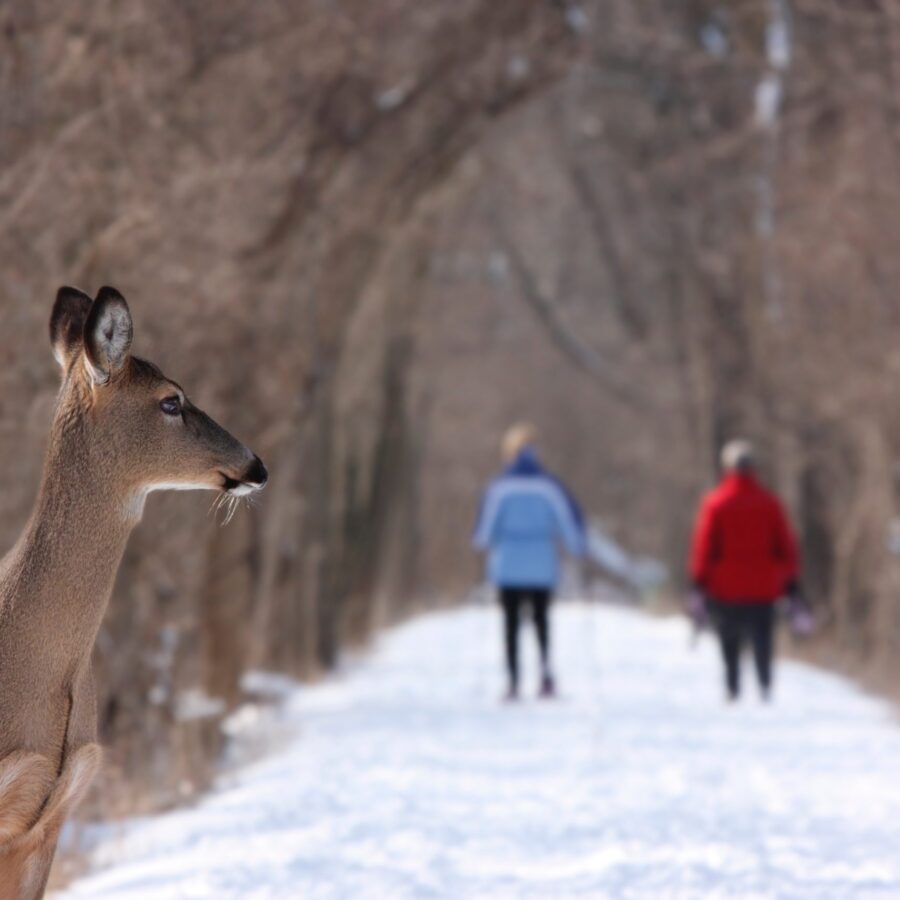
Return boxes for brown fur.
[0,287,265,897]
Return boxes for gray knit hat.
[721,439,756,473]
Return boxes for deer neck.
[3,407,138,654]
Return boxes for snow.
[756,0,792,127]
[766,0,792,70]
[174,688,226,723]
[564,5,589,36]
[240,670,301,700]
[700,22,728,60]
[57,602,900,899]
[755,74,783,128]
[375,80,416,113]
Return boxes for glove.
[687,589,708,630]
[786,584,815,638]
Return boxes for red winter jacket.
[690,473,799,604]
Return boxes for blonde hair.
[501,422,537,463]
[721,439,756,473]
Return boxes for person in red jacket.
[689,440,799,701]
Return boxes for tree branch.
[490,208,649,409]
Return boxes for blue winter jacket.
[473,448,585,589]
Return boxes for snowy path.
[59,603,900,899]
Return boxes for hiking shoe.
[538,675,556,699]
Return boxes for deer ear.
[84,287,133,385]
[49,286,93,370]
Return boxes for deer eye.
[160,396,182,416]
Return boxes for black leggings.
[709,601,776,698]
[500,587,552,689]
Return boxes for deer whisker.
[221,494,240,527]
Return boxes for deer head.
[48,286,268,517]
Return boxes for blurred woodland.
[2,0,900,819]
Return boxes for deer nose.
[245,456,268,488]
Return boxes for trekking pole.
[580,580,607,753]
[472,581,495,701]
[686,589,708,651]
[463,583,482,698]
[579,573,601,703]
[688,616,702,651]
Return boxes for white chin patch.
[227,483,256,497]
[148,482,217,493]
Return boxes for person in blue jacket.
[473,423,585,700]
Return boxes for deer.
[0,286,268,899]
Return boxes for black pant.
[708,600,776,698]
[500,587,551,690]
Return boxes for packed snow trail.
[59,603,900,899]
